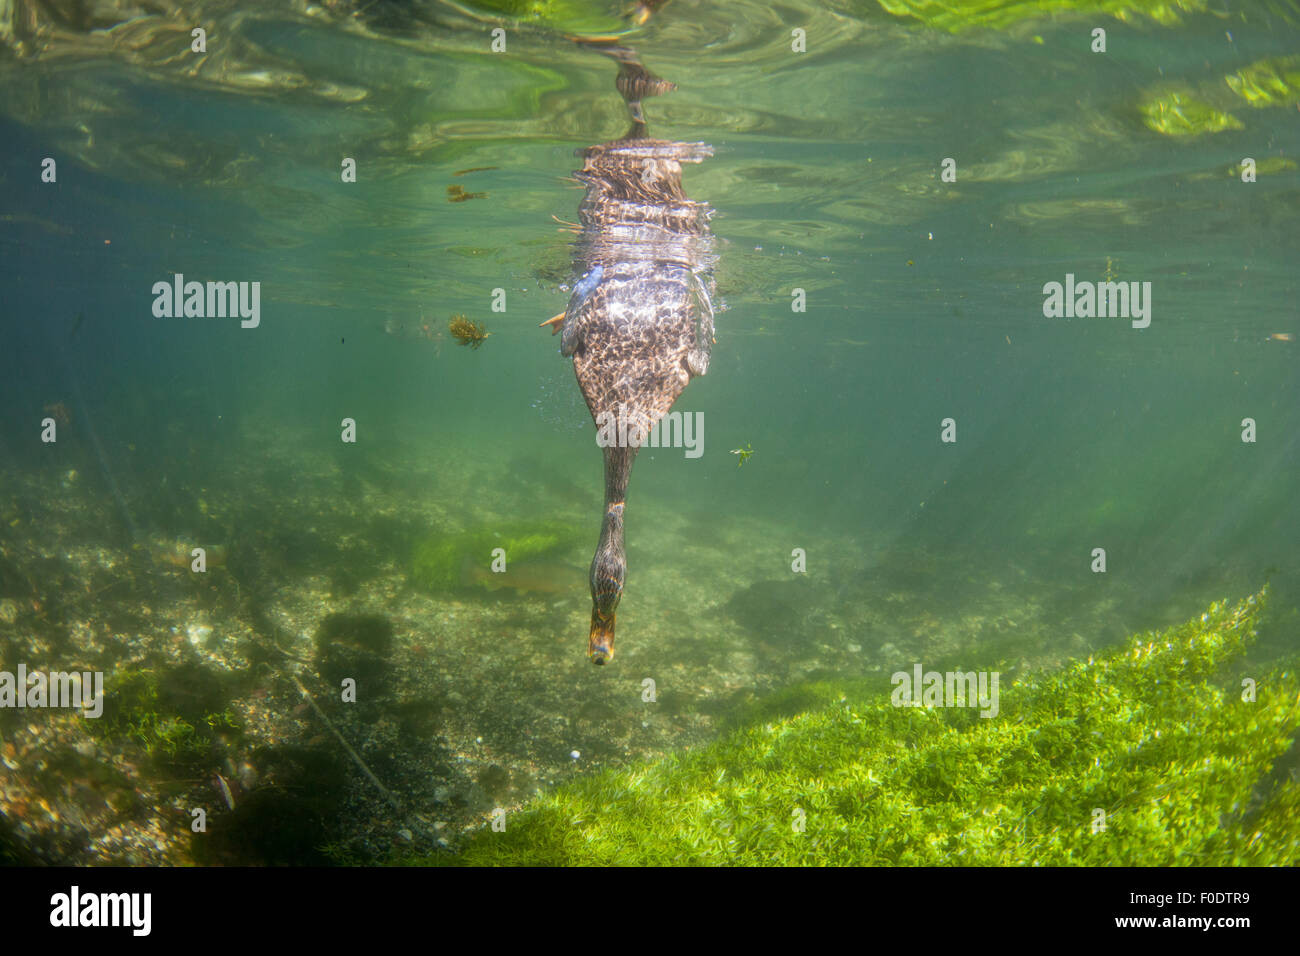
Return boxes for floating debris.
[447,184,487,203]
[214,772,235,810]
[448,314,491,349]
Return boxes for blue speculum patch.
[568,264,604,314]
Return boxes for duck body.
[557,138,716,663]
[565,258,706,439]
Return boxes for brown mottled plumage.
[565,141,715,445]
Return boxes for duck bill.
[588,611,616,664]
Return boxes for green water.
[0,0,1297,865]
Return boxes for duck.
[540,43,716,664]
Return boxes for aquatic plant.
[874,0,1210,33]
[410,520,583,591]
[448,314,491,349]
[92,667,239,772]
[729,443,754,467]
[1225,56,1300,108]
[1139,89,1243,137]
[457,0,625,32]
[431,588,1299,865]
[446,185,487,203]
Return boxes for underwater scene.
[1,0,1298,870]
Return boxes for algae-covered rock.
[411,520,584,591]
[436,588,1300,865]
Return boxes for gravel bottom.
[0,430,1163,865]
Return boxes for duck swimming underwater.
[541,43,717,664]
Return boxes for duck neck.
[602,443,636,513]
[592,443,636,604]
[596,443,636,568]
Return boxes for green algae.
[458,0,628,33]
[874,0,1206,33]
[1225,56,1300,108]
[1139,89,1243,136]
[410,519,584,591]
[92,667,239,773]
[427,588,1299,865]
[1236,157,1297,175]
